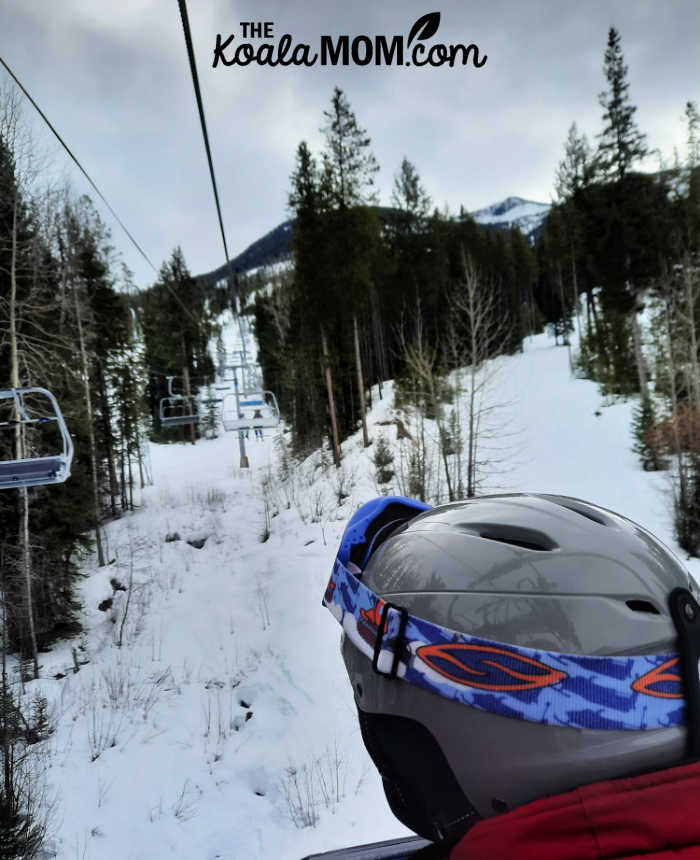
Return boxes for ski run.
[18,315,700,860]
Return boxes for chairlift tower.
[233,375,248,468]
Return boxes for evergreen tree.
[632,393,665,471]
[321,87,379,210]
[141,247,214,442]
[555,122,594,200]
[597,27,647,181]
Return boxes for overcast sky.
[1,1,698,288]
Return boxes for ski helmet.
[324,494,698,845]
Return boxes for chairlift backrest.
[221,390,280,431]
[159,396,200,428]
[0,387,74,489]
[158,376,200,428]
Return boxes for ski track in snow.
[21,321,699,859]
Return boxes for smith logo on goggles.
[323,496,686,731]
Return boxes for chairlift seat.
[159,393,199,429]
[0,456,68,490]
[161,414,201,428]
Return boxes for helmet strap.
[669,587,700,759]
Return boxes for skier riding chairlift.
[221,391,280,433]
[253,408,264,440]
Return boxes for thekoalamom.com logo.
[212,13,487,69]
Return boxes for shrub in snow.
[332,463,355,505]
[280,744,347,829]
[372,435,395,485]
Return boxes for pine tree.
[632,393,666,471]
[141,247,214,442]
[372,435,394,487]
[596,27,647,181]
[555,122,594,200]
[321,87,379,210]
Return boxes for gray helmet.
[340,493,693,842]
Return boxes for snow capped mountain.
[470,196,550,240]
[197,197,552,285]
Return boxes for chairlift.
[221,390,280,432]
[159,376,200,428]
[0,388,74,489]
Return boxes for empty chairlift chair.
[221,391,280,433]
[0,388,74,489]
[159,376,200,429]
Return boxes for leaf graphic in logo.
[407,12,441,48]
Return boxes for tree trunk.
[73,280,106,567]
[570,239,582,342]
[684,254,700,409]
[321,327,341,467]
[665,299,686,511]
[182,363,196,445]
[10,196,40,678]
[630,309,648,399]
[96,361,119,517]
[353,316,370,447]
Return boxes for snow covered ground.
[24,326,700,859]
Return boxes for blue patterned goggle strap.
[324,554,686,732]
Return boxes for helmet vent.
[626,599,660,615]
[461,523,558,551]
[545,497,608,526]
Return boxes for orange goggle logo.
[631,657,683,699]
[416,643,567,691]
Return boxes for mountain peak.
[470,196,550,242]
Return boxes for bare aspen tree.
[71,272,105,565]
[182,362,196,445]
[450,249,516,498]
[0,88,66,677]
[321,326,341,467]
[396,304,454,501]
[353,315,370,447]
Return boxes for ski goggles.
[323,496,686,731]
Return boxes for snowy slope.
[24,326,699,860]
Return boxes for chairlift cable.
[177,0,233,280]
[0,55,202,328]
[177,0,246,346]
[0,55,158,275]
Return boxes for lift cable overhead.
[0,55,157,275]
[0,54,201,328]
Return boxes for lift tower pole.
[234,374,249,469]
